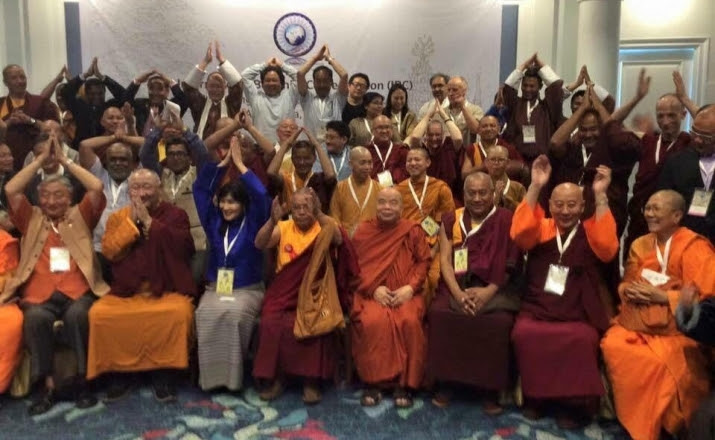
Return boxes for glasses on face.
[487,157,508,164]
[690,129,715,144]
[642,204,672,215]
[350,82,368,89]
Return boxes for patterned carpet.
[0,382,630,440]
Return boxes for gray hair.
[464,171,494,191]
[38,174,73,193]
[128,168,161,186]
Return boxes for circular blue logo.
[273,12,316,58]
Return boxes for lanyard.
[555,223,579,264]
[291,171,313,192]
[408,176,429,216]
[223,219,245,265]
[110,180,125,208]
[526,100,539,124]
[373,142,394,171]
[330,150,347,176]
[316,96,327,116]
[581,144,591,167]
[478,142,487,159]
[655,235,672,274]
[699,157,715,189]
[363,118,372,135]
[459,206,496,247]
[393,112,402,134]
[655,135,675,165]
[501,178,511,196]
[50,220,60,234]
[170,170,191,199]
[348,176,374,213]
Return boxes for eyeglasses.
[487,157,508,164]
[690,129,715,144]
[350,82,368,89]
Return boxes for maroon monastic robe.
[0,93,59,170]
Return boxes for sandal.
[360,388,382,407]
[302,380,322,405]
[431,390,450,408]
[258,380,284,401]
[483,400,504,416]
[394,388,413,409]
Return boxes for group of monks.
[0,42,714,440]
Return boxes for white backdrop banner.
[78,0,502,116]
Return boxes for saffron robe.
[253,219,359,380]
[396,176,455,304]
[625,132,691,253]
[510,201,619,399]
[427,207,520,389]
[0,231,20,392]
[350,219,431,388]
[602,227,715,440]
[87,202,196,378]
[329,177,379,236]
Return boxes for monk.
[89,168,196,403]
[267,127,336,214]
[427,172,521,414]
[396,147,455,304]
[329,146,379,236]
[368,115,409,186]
[351,187,431,408]
[510,155,619,428]
[461,115,525,183]
[602,190,715,440]
[0,229,19,397]
[253,188,359,404]
[484,145,526,211]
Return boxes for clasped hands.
[453,287,493,316]
[374,285,414,308]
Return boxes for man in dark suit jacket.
[61,57,126,148]
[1,64,59,170]
[658,104,715,243]
[122,70,187,135]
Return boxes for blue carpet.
[0,385,629,440]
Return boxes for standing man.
[342,73,370,124]
[329,146,379,236]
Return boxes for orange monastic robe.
[0,231,21,392]
[601,227,715,440]
[329,176,379,237]
[350,219,431,388]
[396,175,455,304]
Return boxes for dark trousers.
[21,291,96,382]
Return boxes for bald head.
[350,146,370,161]
[551,183,583,201]
[656,94,686,140]
[549,183,585,231]
[376,187,403,225]
[464,171,494,191]
[692,104,715,156]
[649,189,686,214]
[128,168,161,186]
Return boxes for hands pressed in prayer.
[673,71,687,101]
[280,126,304,151]
[203,43,213,66]
[624,281,668,305]
[51,135,69,166]
[131,195,152,231]
[307,187,322,217]
[34,136,51,163]
[229,135,245,169]
[518,53,538,71]
[7,109,33,127]
[234,109,253,130]
[267,57,283,68]
[55,65,70,82]
[530,155,552,188]
[592,165,612,196]
[121,102,135,128]
[494,86,506,109]
[214,40,225,64]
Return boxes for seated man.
[88,169,196,402]
[25,133,84,206]
[484,145,526,211]
[182,42,242,139]
[23,120,79,166]
[427,172,521,414]
[267,127,336,214]
[329,146,379,236]
[1,134,108,415]
[602,190,715,440]
[253,188,357,404]
[396,147,455,304]
[461,115,525,183]
[351,187,431,408]
[509,155,618,428]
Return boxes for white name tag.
[688,188,712,217]
[544,264,569,296]
[641,268,670,287]
[216,268,235,296]
[421,215,440,237]
[454,248,468,275]
[523,125,536,144]
[377,170,394,188]
[49,247,70,273]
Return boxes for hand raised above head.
[636,68,651,100]
[591,165,612,195]
[530,154,551,188]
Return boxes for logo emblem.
[273,12,316,65]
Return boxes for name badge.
[688,188,712,217]
[421,215,440,237]
[49,247,71,273]
[641,268,670,287]
[377,170,394,188]
[454,248,468,275]
[544,264,569,296]
[523,125,536,144]
[216,268,235,297]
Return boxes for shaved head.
[350,146,371,160]
[376,187,403,225]
[549,183,585,231]
[551,183,583,201]
[650,189,686,214]
[128,168,161,187]
[373,114,391,127]
[464,171,494,191]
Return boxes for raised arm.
[673,71,700,118]
[266,127,302,177]
[324,46,348,96]
[550,90,590,157]
[608,68,650,124]
[297,45,327,97]
[138,128,163,173]
[40,65,69,101]
[182,43,211,117]
[305,128,335,180]
[255,197,285,250]
[406,101,438,148]
[79,135,115,169]
[214,41,243,112]
[588,84,611,123]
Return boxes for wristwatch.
[29,117,37,125]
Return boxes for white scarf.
[197,98,228,138]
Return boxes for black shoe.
[103,380,132,403]
[152,381,177,403]
[28,388,55,416]
[74,387,97,409]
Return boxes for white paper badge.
[377,170,394,188]
[523,125,536,144]
[421,216,440,237]
[544,264,569,296]
[688,189,713,217]
[641,268,670,287]
[454,248,468,275]
[216,268,235,297]
[49,247,70,273]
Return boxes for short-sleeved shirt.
[301,90,347,141]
